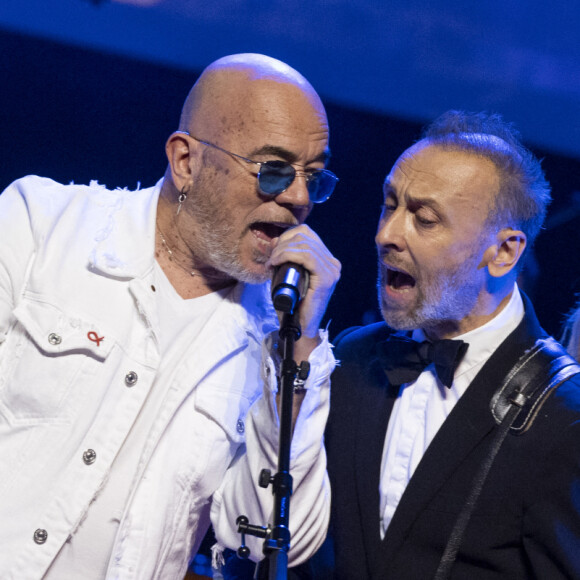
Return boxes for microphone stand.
[237,309,303,580]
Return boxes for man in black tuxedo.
[295,111,580,579]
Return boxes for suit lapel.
[354,342,399,575]
[378,365,497,570]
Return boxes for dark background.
[2,29,580,338]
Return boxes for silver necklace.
[156,224,197,277]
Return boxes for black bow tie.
[378,335,468,389]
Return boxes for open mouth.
[386,266,416,290]
[250,222,293,242]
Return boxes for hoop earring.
[176,189,187,215]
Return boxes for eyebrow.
[249,144,331,166]
[383,181,444,212]
[406,195,444,213]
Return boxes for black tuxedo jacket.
[298,297,580,579]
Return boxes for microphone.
[271,262,309,314]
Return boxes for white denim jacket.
[0,176,333,579]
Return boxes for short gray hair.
[422,111,551,248]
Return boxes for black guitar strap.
[433,337,580,580]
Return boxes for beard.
[378,250,484,333]
[180,180,271,285]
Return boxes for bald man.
[0,54,340,579]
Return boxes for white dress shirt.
[380,286,524,537]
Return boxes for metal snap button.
[236,419,245,434]
[33,528,48,544]
[83,449,97,465]
[48,333,62,345]
[124,371,138,387]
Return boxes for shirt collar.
[89,179,163,279]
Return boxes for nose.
[274,172,312,210]
[375,206,405,251]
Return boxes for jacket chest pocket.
[0,298,113,424]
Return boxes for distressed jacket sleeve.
[0,178,37,346]
[210,329,334,567]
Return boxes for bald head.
[178,53,326,141]
[159,53,332,287]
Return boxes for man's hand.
[267,225,341,363]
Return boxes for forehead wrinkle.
[384,159,437,195]
[392,149,457,192]
[390,179,446,214]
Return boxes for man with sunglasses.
[0,53,340,579]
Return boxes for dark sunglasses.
[180,131,338,203]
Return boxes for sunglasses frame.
[177,131,338,203]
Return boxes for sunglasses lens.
[307,170,339,203]
[258,162,296,195]
[258,162,339,203]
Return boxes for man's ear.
[485,228,527,278]
[165,132,200,191]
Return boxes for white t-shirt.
[45,262,232,578]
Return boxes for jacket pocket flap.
[194,383,255,443]
[13,297,113,359]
